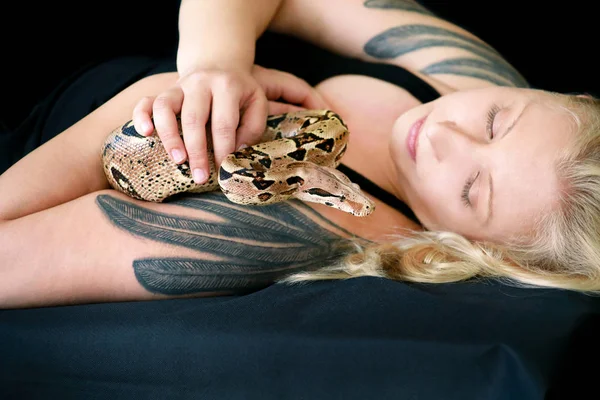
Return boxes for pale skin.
[389,86,576,243]
[0,0,578,308]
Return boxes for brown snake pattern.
[101,109,375,217]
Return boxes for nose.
[425,120,477,162]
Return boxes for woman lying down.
[2,0,600,308]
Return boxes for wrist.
[176,54,254,78]
[176,39,255,78]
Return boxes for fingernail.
[171,149,185,163]
[193,169,207,184]
[237,144,248,151]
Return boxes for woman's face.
[390,86,577,243]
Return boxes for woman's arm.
[271,0,528,90]
[0,67,324,222]
[0,0,289,222]
[0,188,352,309]
[0,73,180,221]
[176,0,284,75]
[141,0,287,182]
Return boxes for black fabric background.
[2,1,599,130]
[1,278,599,400]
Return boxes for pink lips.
[406,116,426,162]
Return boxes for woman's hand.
[132,65,327,184]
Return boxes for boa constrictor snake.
[101,110,375,217]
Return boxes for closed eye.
[487,104,500,139]
[461,171,480,208]
[462,104,501,207]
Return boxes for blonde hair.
[282,93,600,293]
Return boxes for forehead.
[488,99,575,239]
[456,86,550,104]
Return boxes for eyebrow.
[483,102,532,226]
[503,102,532,140]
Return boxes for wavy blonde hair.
[282,93,600,293]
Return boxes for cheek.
[392,102,434,137]
[410,173,466,231]
[409,176,450,226]
[389,126,403,159]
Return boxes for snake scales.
[101,109,375,217]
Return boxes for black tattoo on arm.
[364,0,435,16]
[364,24,529,87]
[96,191,362,296]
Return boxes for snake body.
[101,110,375,217]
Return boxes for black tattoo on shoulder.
[364,24,529,87]
[364,0,435,16]
[96,192,364,296]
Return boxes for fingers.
[236,92,269,151]
[209,84,243,173]
[254,66,329,110]
[181,87,212,184]
[132,96,156,136]
[267,101,305,115]
[130,66,320,187]
[152,87,187,164]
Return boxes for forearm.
[0,191,236,309]
[0,189,351,309]
[271,0,527,89]
[0,191,157,308]
[176,0,284,74]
